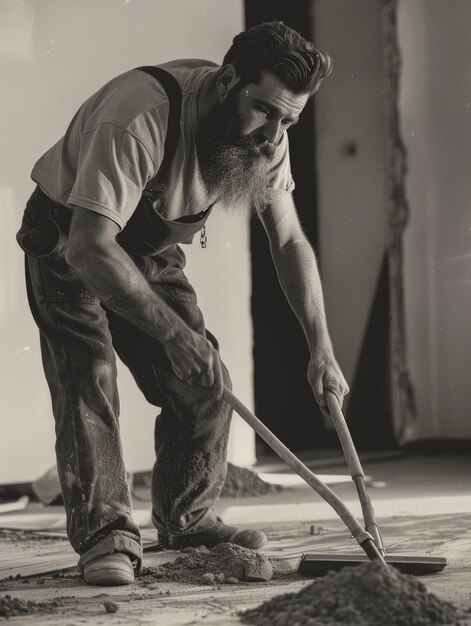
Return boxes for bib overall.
[16,67,232,572]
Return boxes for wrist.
[308,329,333,358]
[160,316,186,344]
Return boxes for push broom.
[223,386,447,576]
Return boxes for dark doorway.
[245,0,336,455]
[245,0,396,455]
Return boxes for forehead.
[242,71,309,117]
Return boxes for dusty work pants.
[17,187,232,572]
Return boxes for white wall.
[0,0,255,484]
[399,0,471,439]
[313,0,471,440]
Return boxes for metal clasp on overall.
[200,225,207,249]
[142,184,166,203]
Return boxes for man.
[17,21,349,586]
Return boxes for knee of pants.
[78,358,118,414]
[174,370,232,433]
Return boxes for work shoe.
[83,552,134,586]
[162,519,267,551]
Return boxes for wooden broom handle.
[325,391,385,555]
[222,386,386,562]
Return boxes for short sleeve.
[67,122,157,229]
[266,133,296,203]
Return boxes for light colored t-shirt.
[31,59,295,231]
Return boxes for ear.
[216,64,241,101]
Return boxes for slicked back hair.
[222,21,333,97]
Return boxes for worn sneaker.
[162,519,267,551]
[83,552,134,586]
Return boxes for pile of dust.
[0,595,64,619]
[220,463,283,498]
[240,561,465,626]
[143,543,273,585]
[133,464,282,499]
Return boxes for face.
[234,72,308,155]
[196,70,308,216]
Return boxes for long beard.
[196,95,274,217]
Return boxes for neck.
[197,70,219,127]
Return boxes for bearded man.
[16,21,349,585]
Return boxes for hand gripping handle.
[223,386,386,564]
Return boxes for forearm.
[271,238,333,355]
[261,194,348,406]
[67,241,185,343]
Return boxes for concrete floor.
[0,453,471,625]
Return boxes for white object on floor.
[258,473,366,487]
[217,494,471,526]
[0,496,29,514]
[0,507,151,530]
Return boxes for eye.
[256,106,271,118]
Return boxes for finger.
[172,363,201,386]
[199,351,215,388]
[324,385,342,412]
[171,361,187,382]
[310,370,328,415]
[320,405,331,419]
[212,353,224,399]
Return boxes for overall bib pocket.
[16,190,70,260]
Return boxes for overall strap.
[135,66,182,187]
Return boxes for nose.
[261,120,282,145]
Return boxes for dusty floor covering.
[240,561,466,626]
[0,529,64,543]
[220,464,283,498]
[0,456,471,624]
[0,513,471,625]
[142,543,273,585]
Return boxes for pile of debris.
[0,595,64,619]
[220,463,282,498]
[143,543,273,585]
[240,561,464,626]
[133,463,282,499]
